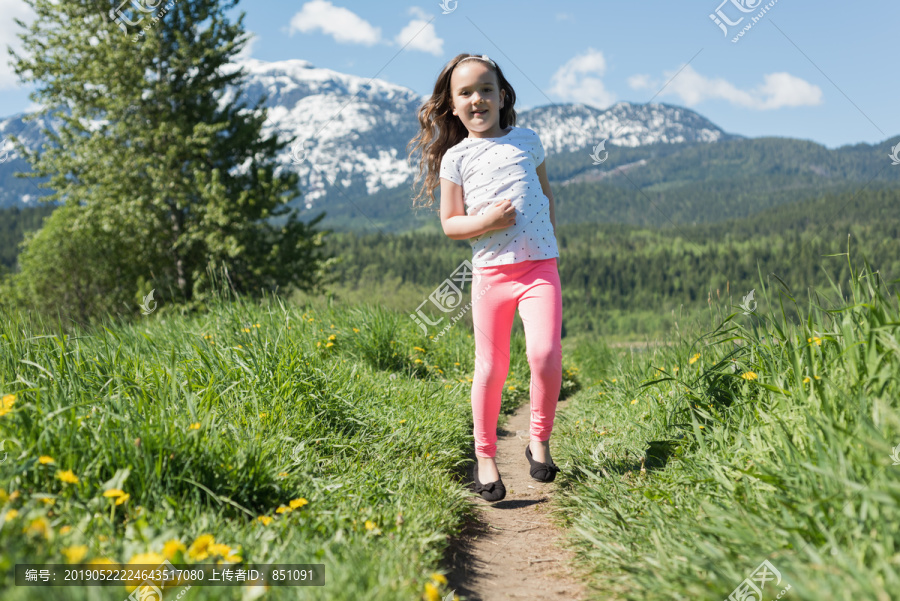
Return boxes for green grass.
[4,252,899,600]
[0,269,581,600]
[554,258,900,599]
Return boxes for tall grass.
[556,257,900,600]
[0,264,581,600]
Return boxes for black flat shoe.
[526,445,561,482]
[472,462,506,502]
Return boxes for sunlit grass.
[557,257,900,599]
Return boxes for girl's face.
[449,62,506,139]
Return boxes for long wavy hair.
[406,53,517,209]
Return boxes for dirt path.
[444,397,588,600]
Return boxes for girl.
[407,53,563,502]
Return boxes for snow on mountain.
[0,58,731,210]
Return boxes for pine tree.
[8,0,329,320]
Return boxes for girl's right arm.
[440,178,516,240]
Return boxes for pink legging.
[470,257,563,458]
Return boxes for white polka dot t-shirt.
[439,125,559,268]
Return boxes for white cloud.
[629,64,823,110]
[287,2,443,55]
[549,48,615,109]
[0,0,36,90]
[393,7,443,56]
[289,0,381,45]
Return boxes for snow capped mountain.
[522,101,731,154]
[0,58,733,210]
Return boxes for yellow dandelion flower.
[399,419,406,424]
[598,392,604,396]
[741,372,758,381]
[424,581,441,601]
[162,540,186,560]
[40,497,55,506]
[507,386,516,391]
[207,543,232,558]
[243,328,251,333]
[56,470,79,484]
[103,489,125,498]
[0,394,15,417]
[187,534,215,561]
[259,412,268,418]
[62,545,89,564]
[254,323,260,328]
[328,334,337,341]
[257,516,274,526]
[689,353,701,365]
[803,376,811,384]
[289,498,308,509]
[611,378,617,383]
[414,359,423,363]
[672,366,679,372]
[353,328,360,333]
[430,573,448,585]
[413,346,425,352]
[26,516,51,538]
[275,505,292,514]
[115,494,130,506]
[128,551,165,566]
[325,342,334,348]
[807,336,822,346]
[814,375,820,380]
[278,472,289,477]
[699,425,705,429]
[599,431,607,435]
[364,520,376,530]
[224,553,242,563]
[631,399,638,404]
[4,509,19,522]
[38,456,55,464]
[236,344,243,349]
[59,525,72,535]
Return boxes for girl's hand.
[482,199,516,231]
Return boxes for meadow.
[1,256,898,600]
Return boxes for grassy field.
[2,257,898,600]
[554,260,900,599]
[0,270,579,601]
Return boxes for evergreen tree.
[7,0,329,322]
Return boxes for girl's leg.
[516,259,563,463]
[470,267,516,461]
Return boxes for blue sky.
[1,0,897,149]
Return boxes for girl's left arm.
[536,160,556,235]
